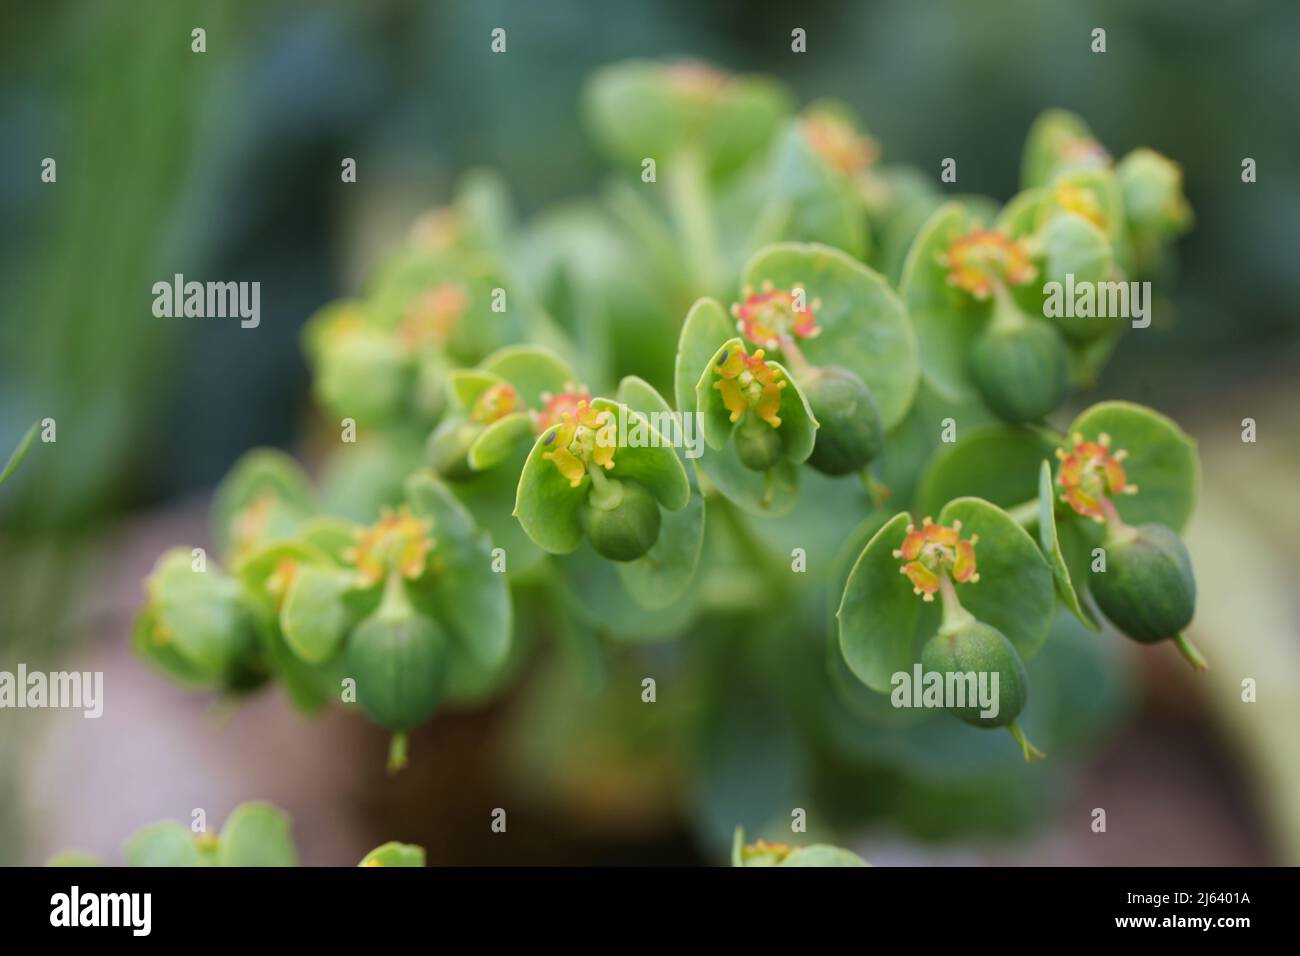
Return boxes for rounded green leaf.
[1020,109,1105,190]
[467,412,534,471]
[514,425,586,554]
[281,565,354,664]
[674,297,735,414]
[914,425,1057,518]
[217,802,297,867]
[1066,401,1199,532]
[742,242,918,427]
[359,842,426,867]
[47,850,104,867]
[480,344,576,407]
[406,472,512,669]
[1037,460,1098,629]
[936,497,1055,663]
[447,368,503,410]
[837,512,932,692]
[124,822,202,868]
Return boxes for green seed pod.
[426,417,481,481]
[1092,522,1196,645]
[580,476,662,562]
[920,620,1028,729]
[969,317,1069,424]
[733,410,784,472]
[799,366,884,475]
[345,600,448,732]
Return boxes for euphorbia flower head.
[941,229,1036,300]
[470,382,519,425]
[712,345,786,428]
[731,281,821,350]
[399,283,468,353]
[535,384,592,433]
[1052,181,1108,231]
[348,506,435,587]
[1055,431,1137,522]
[541,399,616,488]
[893,518,979,601]
[801,112,878,177]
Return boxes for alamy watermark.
[0,665,103,718]
[1043,273,1151,329]
[586,406,706,459]
[152,273,260,328]
[891,664,1000,719]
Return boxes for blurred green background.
[1,0,1298,865]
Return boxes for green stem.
[860,470,892,510]
[1173,633,1210,672]
[586,463,623,510]
[387,732,409,774]
[667,148,724,296]
[937,572,975,636]
[1009,723,1046,762]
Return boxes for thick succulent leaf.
[467,411,534,471]
[406,472,512,669]
[0,421,38,487]
[1066,401,1199,532]
[1020,109,1104,190]
[914,425,1057,518]
[123,822,202,867]
[211,449,314,561]
[936,497,1055,663]
[217,802,297,867]
[1037,460,1098,629]
[742,242,918,427]
[590,398,690,512]
[838,512,934,692]
[480,344,576,406]
[514,424,586,554]
[358,842,426,867]
[280,564,354,664]
[447,368,504,410]
[674,297,736,414]
[899,203,984,400]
